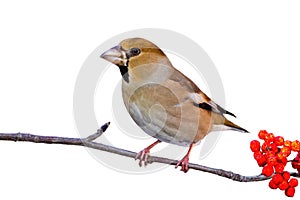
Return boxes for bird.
[100,38,248,172]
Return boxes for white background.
[0,0,300,199]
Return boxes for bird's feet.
[135,140,161,167]
[135,149,151,167]
[175,155,190,173]
[175,143,194,173]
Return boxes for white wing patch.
[189,93,204,104]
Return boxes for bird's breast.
[121,80,212,146]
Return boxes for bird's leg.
[135,140,161,167]
[175,143,195,173]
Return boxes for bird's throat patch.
[118,66,129,83]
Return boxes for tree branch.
[0,122,299,182]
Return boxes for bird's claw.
[175,156,190,173]
[135,149,151,167]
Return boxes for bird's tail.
[211,113,249,133]
[223,118,249,133]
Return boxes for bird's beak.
[100,45,128,67]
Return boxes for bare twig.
[0,122,299,182]
[84,122,111,142]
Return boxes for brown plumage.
[101,38,248,172]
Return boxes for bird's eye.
[129,48,141,57]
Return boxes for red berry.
[278,180,289,190]
[257,156,267,167]
[267,156,277,167]
[291,140,300,152]
[277,153,288,164]
[280,147,291,157]
[253,151,267,167]
[271,174,284,185]
[280,157,288,165]
[269,180,278,189]
[293,153,300,169]
[274,163,285,173]
[254,151,263,160]
[274,136,284,146]
[285,187,295,197]
[271,143,279,153]
[282,171,291,181]
[250,140,260,152]
[262,142,271,153]
[292,158,300,170]
[258,130,268,140]
[289,178,298,187]
[265,133,275,143]
[262,165,274,177]
[265,151,275,157]
[284,140,292,148]
[270,133,275,140]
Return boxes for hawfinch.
[101,38,248,172]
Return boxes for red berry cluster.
[250,130,300,197]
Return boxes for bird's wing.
[169,68,236,118]
[190,92,236,117]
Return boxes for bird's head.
[100,38,172,83]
